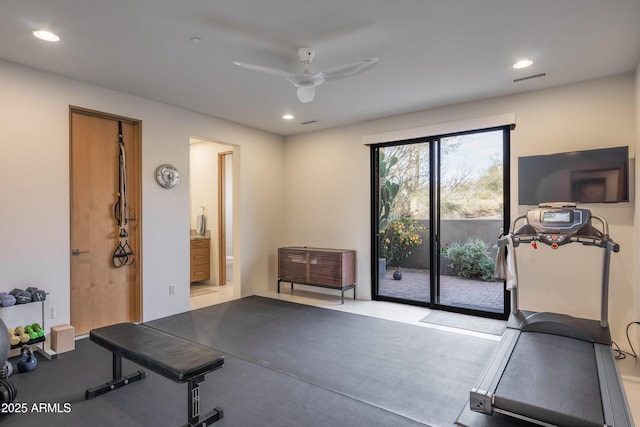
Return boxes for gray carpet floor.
[4,296,503,426]
[148,296,499,426]
[5,339,426,427]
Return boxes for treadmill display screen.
[542,211,571,223]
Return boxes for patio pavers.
[378,268,504,313]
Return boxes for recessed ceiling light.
[513,59,533,69]
[32,30,60,42]
[282,114,295,120]
[190,37,203,44]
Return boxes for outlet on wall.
[49,306,55,320]
[169,285,175,295]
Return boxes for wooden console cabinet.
[277,247,356,303]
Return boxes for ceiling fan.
[233,47,378,103]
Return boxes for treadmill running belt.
[494,332,603,427]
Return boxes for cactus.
[378,152,399,232]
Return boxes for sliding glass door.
[436,130,507,314]
[376,142,431,303]
[372,127,510,318]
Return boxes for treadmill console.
[520,205,591,247]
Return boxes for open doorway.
[189,139,237,308]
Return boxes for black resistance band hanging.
[112,121,134,267]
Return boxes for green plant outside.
[381,214,427,267]
[378,152,400,232]
[446,238,495,281]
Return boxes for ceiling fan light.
[297,86,315,103]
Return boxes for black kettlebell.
[17,346,37,373]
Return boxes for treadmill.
[465,203,634,427]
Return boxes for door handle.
[71,249,90,256]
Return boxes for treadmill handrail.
[497,233,619,252]
[499,211,618,251]
[497,206,619,329]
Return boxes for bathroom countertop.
[190,230,210,240]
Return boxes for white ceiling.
[1,0,639,136]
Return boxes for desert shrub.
[447,238,495,281]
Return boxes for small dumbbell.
[7,329,20,347]
[31,323,44,338]
[8,289,31,304]
[14,327,30,344]
[0,294,16,307]
[24,325,38,341]
[26,287,46,302]
[31,290,46,302]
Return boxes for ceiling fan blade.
[321,58,379,81]
[234,51,378,104]
[287,72,325,88]
[297,86,316,103]
[232,61,294,79]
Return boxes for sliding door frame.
[371,125,512,319]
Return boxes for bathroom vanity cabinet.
[190,238,210,283]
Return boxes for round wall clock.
[155,164,181,189]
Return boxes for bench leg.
[185,375,224,427]
[86,352,146,400]
[113,351,122,380]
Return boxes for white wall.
[0,59,284,329]
[635,63,640,353]
[281,127,372,296]
[283,73,637,345]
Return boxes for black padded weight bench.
[86,323,225,427]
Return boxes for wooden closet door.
[69,108,141,335]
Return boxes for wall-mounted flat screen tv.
[518,146,629,205]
